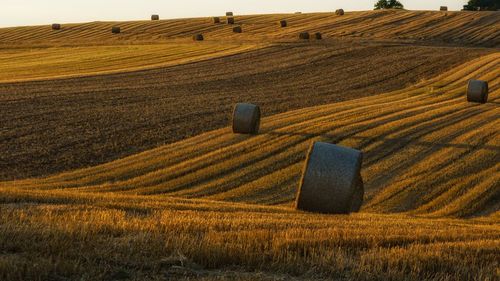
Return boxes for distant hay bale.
[315,32,323,40]
[226,12,234,16]
[279,20,287,28]
[151,15,160,21]
[227,17,235,24]
[296,142,364,214]
[335,9,345,15]
[299,32,310,40]
[467,80,488,103]
[213,17,221,24]
[232,103,260,134]
[51,24,61,30]
[193,34,204,41]
[295,12,302,14]
[111,27,121,34]
[233,26,242,33]
[440,6,448,11]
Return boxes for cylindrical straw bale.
[213,17,221,24]
[440,6,448,11]
[467,80,488,103]
[232,103,261,134]
[315,32,323,40]
[296,142,364,214]
[226,12,234,16]
[336,9,345,15]
[52,24,61,30]
[151,15,160,20]
[299,32,310,39]
[227,17,235,24]
[193,34,204,41]
[112,27,121,34]
[279,20,287,27]
[233,26,242,33]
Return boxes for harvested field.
[0,43,491,180]
[0,10,498,47]
[0,10,499,281]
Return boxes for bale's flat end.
[296,142,364,214]
[232,103,261,134]
[467,80,488,103]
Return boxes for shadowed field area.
[0,43,493,180]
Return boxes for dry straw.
[335,9,345,15]
[279,20,287,27]
[299,32,310,39]
[296,142,364,214]
[232,103,261,134]
[151,15,160,21]
[213,17,221,24]
[233,26,242,33]
[315,32,323,40]
[111,27,121,34]
[227,17,235,24]
[193,34,204,41]
[440,6,448,11]
[51,24,61,30]
[466,80,488,103]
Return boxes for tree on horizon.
[463,0,499,10]
[374,0,404,10]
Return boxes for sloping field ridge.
[4,52,499,218]
[0,10,498,47]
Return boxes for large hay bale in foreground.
[111,27,121,34]
[440,6,448,11]
[151,15,160,20]
[232,103,260,134]
[315,32,323,40]
[299,32,310,39]
[213,17,221,24]
[335,9,345,15]
[193,34,204,41]
[467,80,488,103]
[52,24,61,30]
[296,142,364,214]
[226,12,234,16]
[233,26,242,33]
[279,20,287,27]
[227,17,235,24]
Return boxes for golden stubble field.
[0,9,499,281]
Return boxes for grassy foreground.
[0,190,498,281]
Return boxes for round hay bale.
[440,6,448,11]
[232,103,260,134]
[295,12,302,14]
[227,17,235,24]
[315,32,323,40]
[151,15,160,21]
[111,27,121,34]
[296,142,364,214]
[299,32,310,40]
[335,9,345,15]
[233,26,242,33]
[213,17,221,24]
[193,34,204,41]
[279,20,287,28]
[467,79,488,103]
[52,24,61,30]
[226,12,234,16]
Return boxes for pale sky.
[0,0,468,28]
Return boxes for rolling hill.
[0,10,499,281]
